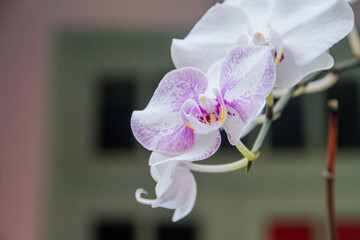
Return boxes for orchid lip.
[182,93,226,132]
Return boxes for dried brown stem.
[324,99,339,240]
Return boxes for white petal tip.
[135,188,154,205]
[172,217,181,222]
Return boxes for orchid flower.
[136,160,197,222]
[131,46,275,165]
[171,0,354,88]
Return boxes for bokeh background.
[1,1,360,239]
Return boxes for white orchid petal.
[276,49,334,88]
[241,101,266,138]
[221,46,276,123]
[205,61,222,97]
[149,162,196,220]
[171,4,251,71]
[223,0,273,27]
[347,0,358,4]
[172,168,197,222]
[269,0,354,65]
[222,105,246,145]
[150,165,160,182]
[151,161,179,201]
[149,131,221,165]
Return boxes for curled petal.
[153,161,179,199]
[153,165,192,210]
[269,0,354,65]
[171,4,251,71]
[135,189,155,205]
[172,169,197,222]
[139,161,197,222]
[149,131,221,165]
[180,99,199,131]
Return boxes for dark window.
[159,224,196,240]
[327,82,360,147]
[98,77,135,150]
[96,221,134,240]
[271,97,304,148]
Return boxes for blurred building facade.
[1,1,360,240]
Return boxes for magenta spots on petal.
[274,50,285,63]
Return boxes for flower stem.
[235,140,257,160]
[181,158,248,173]
[324,99,339,240]
[348,27,360,59]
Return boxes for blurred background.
[1,0,360,239]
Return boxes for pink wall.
[0,1,218,239]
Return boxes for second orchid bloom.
[131,46,276,221]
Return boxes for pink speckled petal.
[131,111,194,154]
[269,0,354,65]
[131,68,209,154]
[221,46,275,123]
[149,131,221,165]
[171,4,251,71]
[144,68,208,113]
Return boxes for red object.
[269,222,312,240]
[338,222,360,240]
